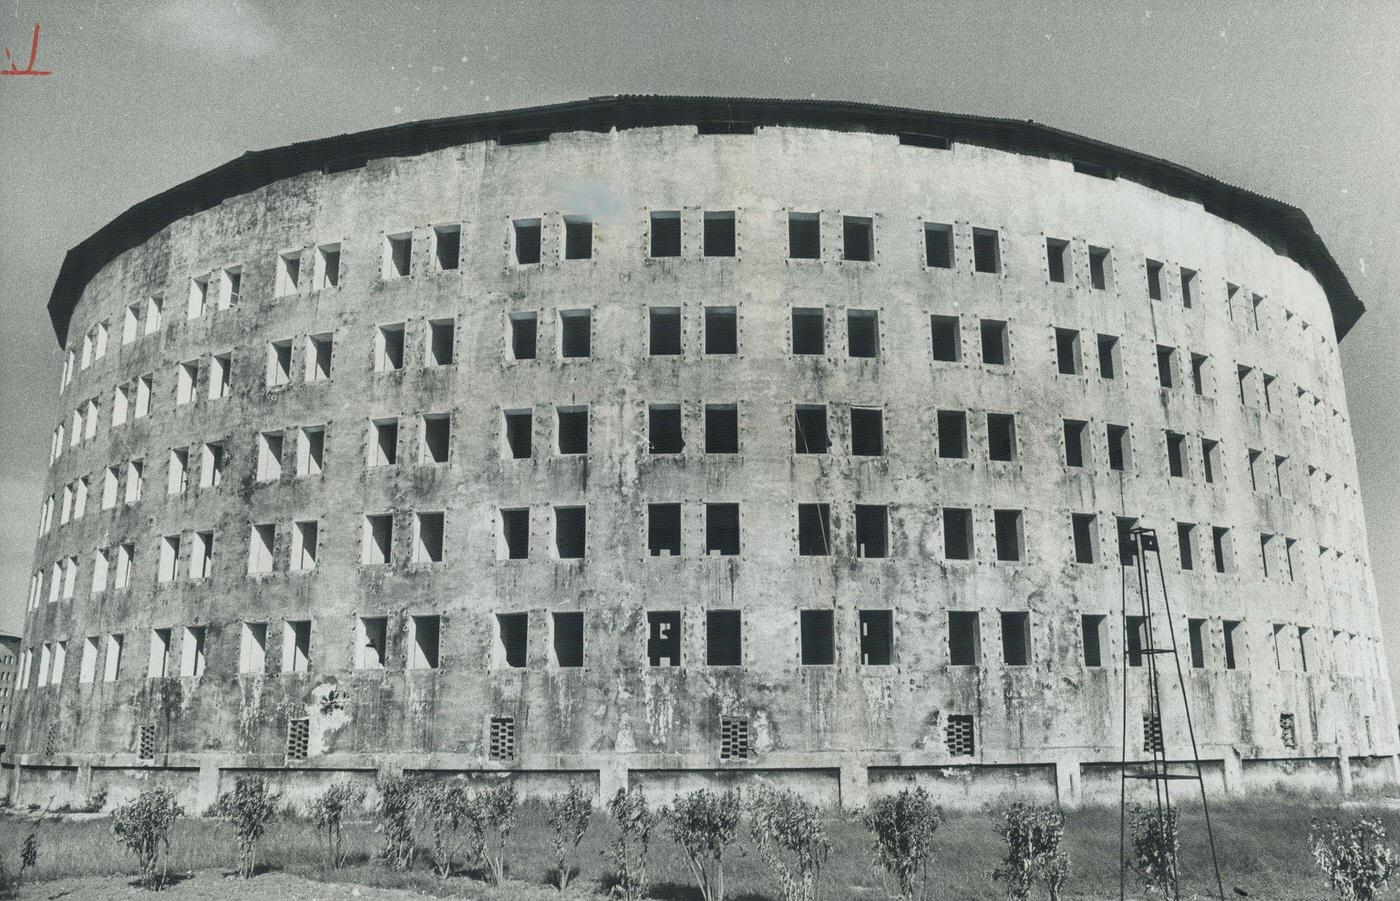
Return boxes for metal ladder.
[1118,526,1226,901]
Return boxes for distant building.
[0,634,20,751]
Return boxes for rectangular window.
[842,215,873,262]
[855,504,889,558]
[1072,513,1098,563]
[563,215,592,260]
[426,319,455,366]
[1237,365,1253,405]
[500,509,529,560]
[705,503,740,556]
[267,340,292,387]
[104,634,123,682]
[1191,353,1208,396]
[943,507,974,560]
[102,467,119,509]
[937,409,967,459]
[994,509,1024,561]
[1212,527,1232,573]
[123,302,141,344]
[1082,615,1105,667]
[112,382,131,426]
[1247,449,1261,491]
[1223,620,1240,670]
[432,226,460,271]
[180,626,207,677]
[1064,419,1088,468]
[513,218,541,264]
[503,409,532,459]
[1146,259,1164,300]
[384,232,412,278]
[859,610,893,665]
[649,307,682,355]
[356,617,387,670]
[210,352,233,398]
[648,503,682,557]
[295,427,324,477]
[191,530,214,579]
[924,222,954,268]
[1157,345,1176,388]
[313,243,341,289]
[148,628,171,678]
[1055,328,1081,375]
[176,360,198,405]
[1262,373,1276,413]
[135,375,152,417]
[1201,439,1219,484]
[705,404,738,454]
[788,212,820,259]
[554,506,586,559]
[409,615,441,669]
[847,309,880,358]
[1126,616,1146,667]
[649,404,684,454]
[1180,267,1197,308]
[1001,611,1030,665]
[145,295,164,334]
[1188,618,1206,668]
[1046,238,1068,283]
[168,447,190,496]
[800,609,835,664]
[375,324,405,372]
[987,412,1016,462]
[509,312,538,360]
[795,404,830,454]
[791,308,825,355]
[647,611,681,667]
[275,252,300,297]
[794,502,833,556]
[290,520,319,571]
[367,418,397,467]
[1117,517,1139,566]
[552,611,584,668]
[1088,246,1111,290]
[706,610,742,666]
[1259,533,1273,578]
[282,620,311,674]
[248,523,275,574]
[981,319,1009,365]
[948,611,981,665]
[704,306,737,355]
[703,211,735,257]
[556,406,588,455]
[1166,431,1186,478]
[650,211,681,257]
[362,514,393,565]
[1285,537,1296,581]
[1107,424,1130,471]
[850,406,883,457]
[218,267,241,309]
[972,227,1000,273]
[560,309,591,358]
[1274,455,1288,496]
[420,414,450,464]
[1098,334,1120,379]
[930,315,961,361]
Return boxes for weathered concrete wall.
[11,122,1393,810]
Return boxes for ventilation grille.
[1142,714,1164,754]
[138,723,156,760]
[44,723,58,756]
[719,716,752,761]
[489,717,516,761]
[1280,713,1297,749]
[286,718,310,761]
[946,714,975,757]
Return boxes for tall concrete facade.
[11,97,1394,811]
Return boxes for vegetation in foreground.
[0,783,1395,899]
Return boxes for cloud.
[142,0,279,59]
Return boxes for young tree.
[547,782,593,892]
[374,775,419,872]
[605,786,660,901]
[471,781,518,885]
[310,783,366,869]
[863,787,941,900]
[667,788,741,901]
[1311,816,1399,901]
[210,774,280,879]
[748,787,830,901]
[1128,805,1179,897]
[991,802,1069,901]
[111,787,184,890]
[417,780,474,878]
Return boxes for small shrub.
[209,775,280,879]
[1311,815,1399,901]
[375,775,420,872]
[81,786,109,813]
[605,786,660,901]
[17,831,38,892]
[470,781,518,885]
[863,787,941,900]
[418,780,474,878]
[111,787,184,890]
[1128,804,1179,897]
[310,783,366,869]
[991,802,1069,901]
[547,782,593,892]
[748,786,830,901]
[667,788,741,901]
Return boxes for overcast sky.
[1,0,1396,688]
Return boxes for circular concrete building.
[11,96,1395,810]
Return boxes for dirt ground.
[19,870,443,900]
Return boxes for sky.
[0,0,1396,685]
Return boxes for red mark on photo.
[3,23,51,76]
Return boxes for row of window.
[16,609,1378,696]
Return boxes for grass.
[0,790,1395,899]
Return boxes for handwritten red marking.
[2,23,51,76]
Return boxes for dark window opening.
[850,407,884,457]
[554,507,586,559]
[649,405,684,454]
[1055,328,1081,375]
[647,611,681,666]
[981,319,1009,365]
[1063,419,1088,468]
[1107,424,1129,472]
[797,503,831,556]
[788,212,820,259]
[703,212,735,257]
[433,226,460,271]
[504,410,532,459]
[1188,618,1206,668]
[1191,354,1207,396]
[705,405,738,454]
[705,307,737,355]
[931,315,961,361]
[513,219,541,264]
[1001,611,1030,665]
[994,509,1023,562]
[553,612,584,668]
[792,308,825,355]
[1072,513,1097,563]
[428,319,455,366]
[944,508,974,560]
[650,307,682,355]
[501,509,529,560]
[1223,620,1240,669]
[412,615,441,669]
[650,211,681,258]
[1213,527,1231,573]
[1046,238,1069,283]
[800,610,835,665]
[924,222,953,268]
[1117,517,1139,566]
[1126,615,1146,667]
[705,503,740,556]
[648,503,681,557]
[937,409,967,459]
[509,312,537,361]
[386,234,412,278]
[1088,246,1110,290]
[842,216,873,262]
[1167,431,1185,478]
[422,415,451,464]
[1157,345,1175,388]
[497,613,528,668]
[1098,334,1119,379]
[557,408,588,455]
[1082,615,1105,667]
[859,610,893,665]
[560,310,591,358]
[1146,259,1163,300]
[1178,522,1195,570]
[795,405,830,454]
[972,228,1000,273]
[1201,439,1218,484]
[847,310,880,358]
[855,504,889,558]
[706,610,741,666]
[563,216,592,260]
[1180,268,1197,308]
[948,611,980,665]
[987,413,1016,462]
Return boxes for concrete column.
[195,764,221,812]
[1055,757,1080,806]
[75,762,93,804]
[1338,751,1353,796]
[597,760,628,802]
[838,761,869,810]
[1221,749,1243,795]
